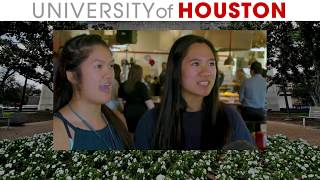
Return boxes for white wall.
[38,84,53,111]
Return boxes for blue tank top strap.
[53,112,77,139]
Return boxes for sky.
[0,66,42,90]
[1,35,43,90]
[16,73,42,89]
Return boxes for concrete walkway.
[1,120,320,146]
[0,120,52,141]
[267,121,320,146]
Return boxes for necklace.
[68,104,117,150]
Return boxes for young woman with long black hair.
[53,34,132,150]
[135,35,254,150]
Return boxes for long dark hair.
[123,64,143,93]
[152,35,231,149]
[54,34,133,149]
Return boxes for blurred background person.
[120,59,129,82]
[106,63,124,113]
[119,64,155,135]
[159,62,167,87]
[239,61,267,128]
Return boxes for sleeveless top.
[54,112,124,150]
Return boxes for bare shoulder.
[53,115,70,150]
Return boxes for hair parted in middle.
[152,34,231,149]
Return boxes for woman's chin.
[99,95,111,104]
[196,90,212,97]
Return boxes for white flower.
[94,157,99,162]
[308,174,314,178]
[66,176,72,180]
[203,169,207,174]
[248,168,258,177]
[156,174,165,180]
[41,170,45,175]
[137,168,144,173]
[190,169,194,174]
[5,163,12,168]
[0,148,4,155]
[0,170,5,176]
[311,156,316,161]
[263,175,270,179]
[301,175,307,179]
[4,154,8,158]
[112,175,117,180]
[58,169,64,175]
[176,170,180,175]
[124,154,130,158]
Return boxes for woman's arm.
[224,105,255,145]
[53,117,71,150]
[134,109,157,149]
[145,99,155,110]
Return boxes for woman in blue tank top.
[53,34,133,150]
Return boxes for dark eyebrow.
[92,59,114,63]
[189,58,216,61]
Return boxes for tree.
[0,22,53,92]
[0,22,90,94]
[292,84,313,107]
[267,22,302,116]
[0,22,91,109]
[0,39,24,98]
[297,22,320,105]
[1,76,21,106]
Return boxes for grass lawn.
[2,112,14,118]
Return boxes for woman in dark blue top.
[53,34,133,150]
[135,35,255,150]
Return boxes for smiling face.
[74,45,114,104]
[181,43,217,102]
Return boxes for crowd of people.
[53,33,266,150]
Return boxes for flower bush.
[0,133,319,179]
